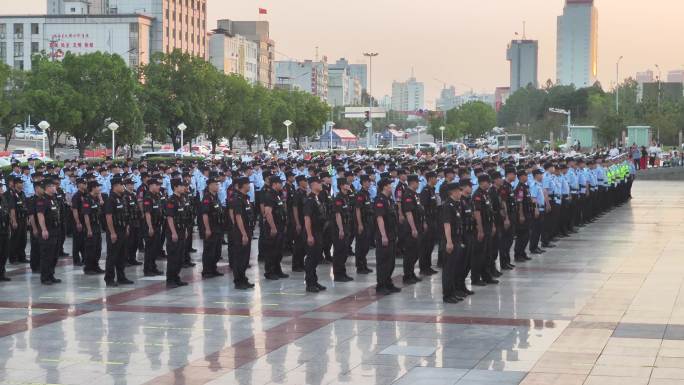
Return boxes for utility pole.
[363,52,378,148]
[616,56,623,114]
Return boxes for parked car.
[27,130,46,140]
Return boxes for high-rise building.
[667,70,684,84]
[435,86,457,111]
[391,77,424,112]
[636,70,655,84]
[217,20,275,89]
[274,59,327,101]
[556,0,598,88]
[327,58,363,106]
[507,39,538,92]
[208,28,258,84]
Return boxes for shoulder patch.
[167,202,174,209]
[376,202,384,208]
[335,200,343,206]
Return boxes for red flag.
[258,8,267,14]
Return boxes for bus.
[493,134,526,151]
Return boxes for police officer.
[374,178,401,295]
[200,177,224,278]
[142,179,164,276]
[104,177,134,287]
[35,179,62,285]
[7,177,29,264]
[419,171,439,276]
[181,173,197,268]
[261,176,288,280]
[458,179,475,295]
[488,171,505,278]
[291,175,308,272]
[27,177,44,273]
[165,179,190,288]
[402,175,426,284]
[82,181,105,275]
[471,174,497,286]
[70,178,88,266]
[441,183,465,303]
[124,178,143,266]
[353,175,374,275]
[303,177,327,293]
[230,177,254,289]
[332,178,354,282]
[0,183,11,281]
[513,171,534,262]
[53,175,69,258]
[498,167,517,270]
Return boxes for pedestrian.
[303,177,327,293]
[374,178,401,295]
[104,177,134,287]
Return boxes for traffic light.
[364,110,370,122]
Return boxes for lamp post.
[283,120,292,150]
[328,121,335,152]
[439,126,445,148]
[177,122,187,156]
[107,122,119,159]
[363,52,378,148]
[548,108,571,143]
[37,120,50,158]
[616,56,623,114]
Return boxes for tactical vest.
[45,197,62,230]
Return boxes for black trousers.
[458,233,474,290]
[39,233,59,282]
[202,231,223,274]
[292,230,306,270]
[442,242,464,299]
[9,221,27,262]
[471,232,492,282]
[514,220,530,258]
[304,235,323,286]
[0,233,8,277]
[322,223,333,261]
[332,231,350,278]
[231,232,251,285]
[529,213,543,251]
[354,223,372,270]
[30,231,40,272]
[499,222,514,266]
[166,235,186,283]
[127,226,141,263]
[84,230,102,272]
[375,237,396,289]
[402,232,423,278]
[105,231,128,283]
[262,231,284,276]
[72,228,85,264]
[144,229,162,274]
[419,225,437,272]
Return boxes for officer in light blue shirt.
[98,169,112,195]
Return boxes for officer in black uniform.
[104,177,134,287]
[35,179,62,285]
[82,181,105,275]
[200,177,224,278]
[124,178,143,266]
[458,179,475,296]
[374,178,401,295]
[27,177,44,273]
[283,171,296,254]
[332,178,353,282]
[70,178,87,267]
[419,171,439,276]
[230,177,254,290]
[0,182,11,281]
[165,179,190,288]
[353,175,374,275]
[261,176,289,280]
[513,171,534,262]
[402,174,426,284]
[181,173,196,268]
[53,177,69,258]
[487,171,505,278]
[303,177,327,293]
[319,172,334,264]
[471,174,497,286]
[142,179,164,276]
[441,183,465,303]
[498,167,517,270]
[7,177,28,264]
[291,175,308,272]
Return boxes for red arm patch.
[335,200,343,206]
[167,202,174,209]
[376,202,384,208]
[82,202,90,208]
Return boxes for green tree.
[0,67,28,150]
[448,101,496,138]
[289,91,330,149]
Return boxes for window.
[166,27,169,37]
[0,42,6,63]
[13,42,23,57]
[172,28,176,38]
[165,9,169,19]
[130,23,139,33]
[173,11,176,20]
[31,23,39,34]
[13,23,23,36]
[70,7,76,12]
[31,42,39,53]
[14,60,23,70]
[0,24,6,37]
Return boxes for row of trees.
[0,50,331,157]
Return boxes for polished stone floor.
[1,181,683,385]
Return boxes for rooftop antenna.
[411,66,415,78]
[522,21,527,39]
[315,46,319,62]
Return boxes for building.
[391,77,424,112]
[0,14,152,70]
[208,28,258,84]
[274,59,328,101]
[495,87,511,112]
[642,82,684,105]
[49,0,208,58]
[327,58,363,106]
[667,70,684,84]
[556,0,598,88]
[636,70,654,84]
[507,39,538,92]
[378,95,392,110]
[217,20,275,89]
[435,86,458,112]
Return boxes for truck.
[489,134,527,151]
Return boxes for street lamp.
[328,121,335,152]
[548,108,571,142]
[107,122,119,159]
[283,120,292,150]
[439,126,445,147]
[37,120,50,158]
[177,122,187,155]
[363,52,379,148]
[616,56,623,114]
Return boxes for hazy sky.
[5,0,684,106]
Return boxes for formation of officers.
[0,152,635,302]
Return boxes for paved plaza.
[0,180,683,385]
